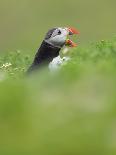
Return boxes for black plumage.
[27,40,61,73]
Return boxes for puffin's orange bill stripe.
[66,39,78,47]
[68,27,80,35]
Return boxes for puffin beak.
[65,39,78,47]
[68,27,80,35]
[65,27,80,47]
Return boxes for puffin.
[27,27,79,73]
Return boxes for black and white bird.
[27,27,79,73]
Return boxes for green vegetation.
[0,38,116,155]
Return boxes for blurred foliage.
[0,0,116,154]
[0,38,116,154]
[0,0,116,52]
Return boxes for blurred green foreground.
[0,38,116,155]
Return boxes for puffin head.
[44,27,79,48]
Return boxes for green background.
[0,0,116,52]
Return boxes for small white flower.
[0,62,12,69]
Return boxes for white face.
[45,28,69,48]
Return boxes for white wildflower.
[0,62,12,69]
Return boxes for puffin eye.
[57,30,61,35]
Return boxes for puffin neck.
[27,40,61,72]
[34,40,61,64]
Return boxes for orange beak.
[65,27,80,47]
[65,39,78,47]
[68,27,80,35]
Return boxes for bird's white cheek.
[50,36,66,46]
